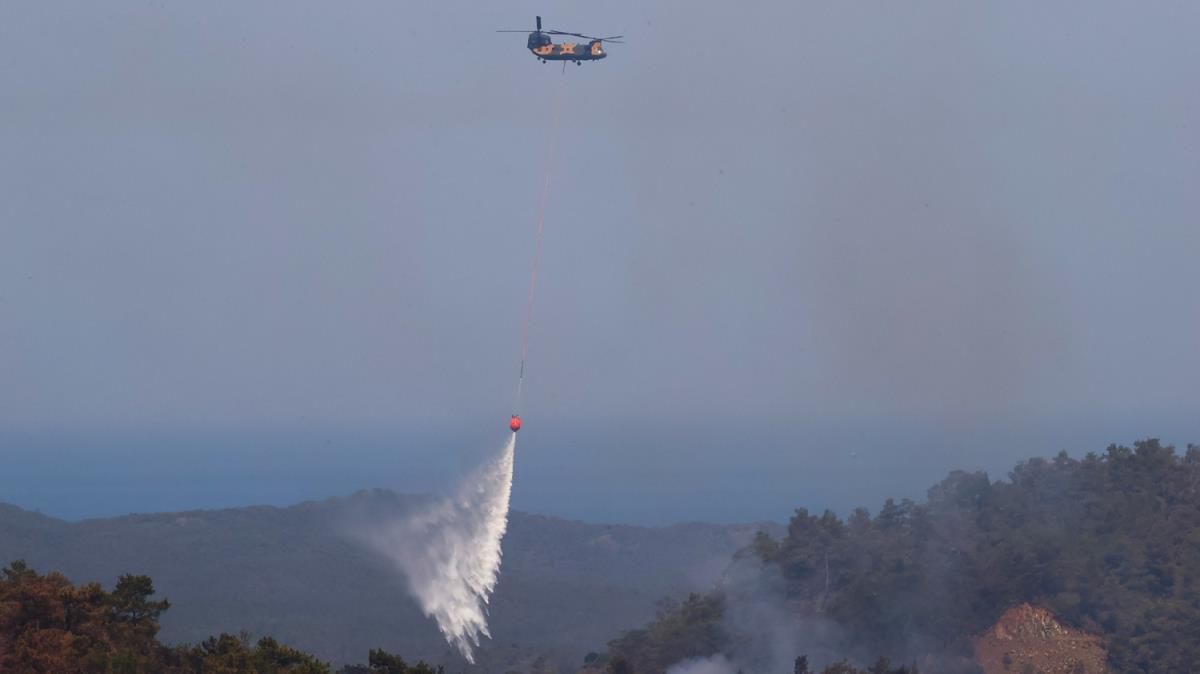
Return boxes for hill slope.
[0,490,778,670]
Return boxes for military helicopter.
[498,16,624,65]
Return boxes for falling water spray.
[361,434,516,662]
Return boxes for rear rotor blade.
[545,30,625,43]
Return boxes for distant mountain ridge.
[0,490,781,670]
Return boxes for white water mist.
[361,434,516,662]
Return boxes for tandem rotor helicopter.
[498,16,624,65]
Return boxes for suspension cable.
[514,77,565,415]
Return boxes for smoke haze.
[666,655,734,674]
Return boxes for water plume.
[361,434,516,662]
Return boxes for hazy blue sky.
[2,2,1197,523]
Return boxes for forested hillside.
[604,440,1200,673]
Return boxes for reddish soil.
[972,603,1109,674]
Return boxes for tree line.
[0,560,441,674]
[604,440,1200,673]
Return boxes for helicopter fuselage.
[526,32,607,61]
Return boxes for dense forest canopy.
[605,440,1200,674]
